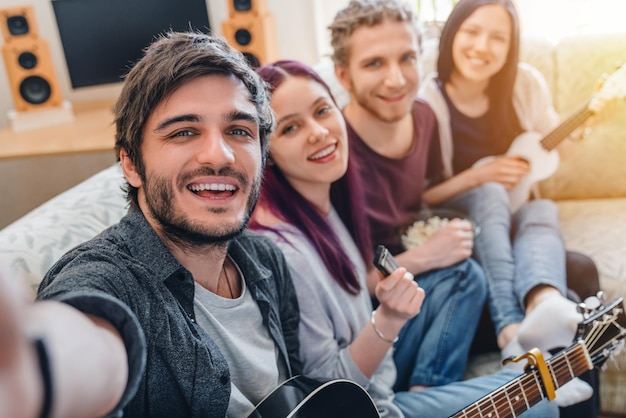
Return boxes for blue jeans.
[393,369,559,417]
[441,183,567,335]
[393,259,487,389]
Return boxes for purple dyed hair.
[251,60,373,295]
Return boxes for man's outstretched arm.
[0,270,128,418]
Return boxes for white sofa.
[1,32,625,415]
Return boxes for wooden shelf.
[0,100,117,160]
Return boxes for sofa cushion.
[537,33,626,200]
[555,197,626,414]
[557,197,626,303]
[0,164,127,299]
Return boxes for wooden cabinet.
[0,101,118,228]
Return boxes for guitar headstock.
[589,63,626,113]
[576,297,626,369]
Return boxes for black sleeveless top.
[439,81,515,173]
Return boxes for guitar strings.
[458,345,590,417]
[457,305,625,418]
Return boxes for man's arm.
[0,270,128,418]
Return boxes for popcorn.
[401,216,450,249]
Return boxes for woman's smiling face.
[451,4,512,84]
[268,75,348,202]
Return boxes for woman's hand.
[472,156,530,190]
[351,267,425,377]
[375,267,425,322]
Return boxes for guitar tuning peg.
[579,295,603,317]
[613,339,625,358]
[609,352,620,370]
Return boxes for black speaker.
[222,0,277,68]
[227,0,267,16]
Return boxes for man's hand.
[0,268,129,418]
[417,218,474,270]
[0,268,25,366]
[0,268,42,418]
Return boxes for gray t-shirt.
[194,257,286,417]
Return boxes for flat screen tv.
[51,0,211,88]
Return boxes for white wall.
[2,0,623,130]
[0,0,342,129]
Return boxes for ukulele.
[248,375,380,418]
[473,65,626,213]
[451,297,626,418]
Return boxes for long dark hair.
[437,0,522,140]
[251,60,373,295]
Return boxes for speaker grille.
[242,52,260,68]
[18,51,37,69]
[234,29,252,46]
[233,0,252,12]
[7,15,30,36]
[19,76,52,104]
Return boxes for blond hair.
[328,0,421,67]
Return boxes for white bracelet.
[370,310,399,344]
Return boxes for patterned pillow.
[0,164,128,299]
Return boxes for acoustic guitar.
[473,65,626,212]
[451,297,626,418]
[249,298,625,418]
[248,375,380,418]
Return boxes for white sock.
[500,337,526,372]
[555,378,594,407]
[517,294,580,353]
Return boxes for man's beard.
[352,85,413,123]
[142,167,262,250]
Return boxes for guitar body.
[248,375,380,418]
[472,131,560,213]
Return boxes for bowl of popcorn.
[401,208,480,249]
